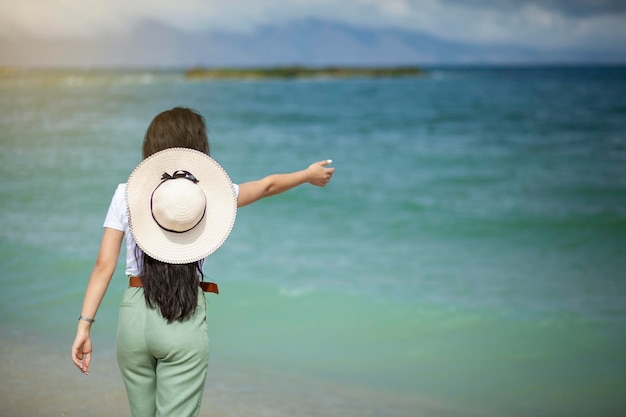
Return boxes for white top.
[103,182,239,276]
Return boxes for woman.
[71,107,334,417]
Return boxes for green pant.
[116,287,210,417]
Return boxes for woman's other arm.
[237,159,335,208]
[71,227,123,375]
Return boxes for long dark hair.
[141,252,204,323]
[138,107,210,322]
[142,107,210,159]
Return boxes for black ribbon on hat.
[160,170,199,184]
[150,170,205,234]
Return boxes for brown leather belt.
[129,276,219,294]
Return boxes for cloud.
[1,0,624,52]
[391,0,626,49]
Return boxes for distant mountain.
[0,18,621,68]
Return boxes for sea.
[1,66,625,417]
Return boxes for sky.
[1,0,625,61]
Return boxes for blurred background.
[2,0,626,67]
[1,1,625,417]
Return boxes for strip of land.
[185,66,423,80]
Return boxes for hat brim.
[126,147,237,264]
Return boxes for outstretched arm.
[71,227,123,375]
[237,159,334,208]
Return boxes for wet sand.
[0,328,476,417]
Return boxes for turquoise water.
[1,67,625,416]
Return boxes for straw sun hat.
[126,147,237,264]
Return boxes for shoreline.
[0,325,458,417]
[184,66,424,80]
[0,65,424,79]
